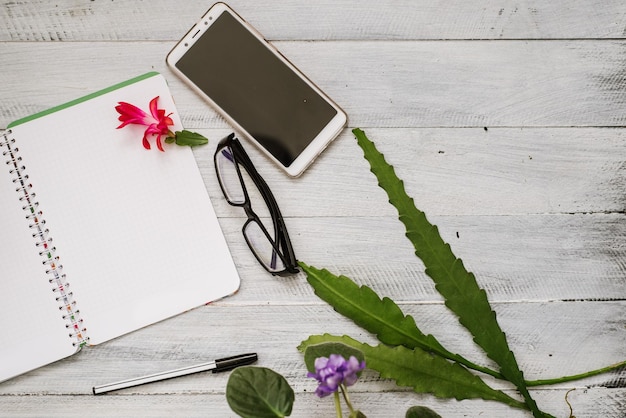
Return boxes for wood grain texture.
[1,41,625,128]
[0,303,623,416]
[214,215,626,303]
[186,128,626,217]
[1,302,624,387]
[1,0,625,41]
[1,390,624,418]
[0,0,624,417]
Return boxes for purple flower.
[307,354,366,398]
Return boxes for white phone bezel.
[166,2,347,177]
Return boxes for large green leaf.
[299,334,527,410]
[226,366,294,418]
[299,261,501,379]
[352,128,552,418]
[303,342,365,374]
[405,406,443,418]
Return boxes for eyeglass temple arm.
[230,139,298,268]
[248,166,297,264]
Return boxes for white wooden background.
[1,1,625,417]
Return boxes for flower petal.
[313,357,329,371]
[149,96,160,120]
[115,101,150,128]
[142,133,151,150]
[155,134,165,152]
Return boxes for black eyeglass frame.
[214,133,299,276]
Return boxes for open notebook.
[0,72,240,382]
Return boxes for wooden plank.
[0,389,624,418]
[1,41,625,128]
[214,214,626,303]
[1,0,625,41]
[188,127,626,217]
[0,303,623,415]
[2,302,623,393]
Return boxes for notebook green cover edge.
[7,72,161,129]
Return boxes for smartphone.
[166,2,347,177]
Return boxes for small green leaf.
[164,136,175,144]
[303,342,365,373]
[226,366,294,418]
[173,130,209,146]
[405,406,443,418]
[350,411,367,418]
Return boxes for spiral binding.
[1,130,89,347]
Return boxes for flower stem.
[526,360,626,387]
[432,351,626,386]
[340,384,355,413]
[334,391,343,418]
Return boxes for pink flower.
[115,96,174,151]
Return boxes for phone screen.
[174,11,338,167]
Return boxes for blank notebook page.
[8,74,240,345]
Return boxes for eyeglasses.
[214,133,298,276]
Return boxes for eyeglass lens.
[216,146,285,273]
[215,148,245,204]
[244,220,285,273]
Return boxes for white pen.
[92,353,258,395]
